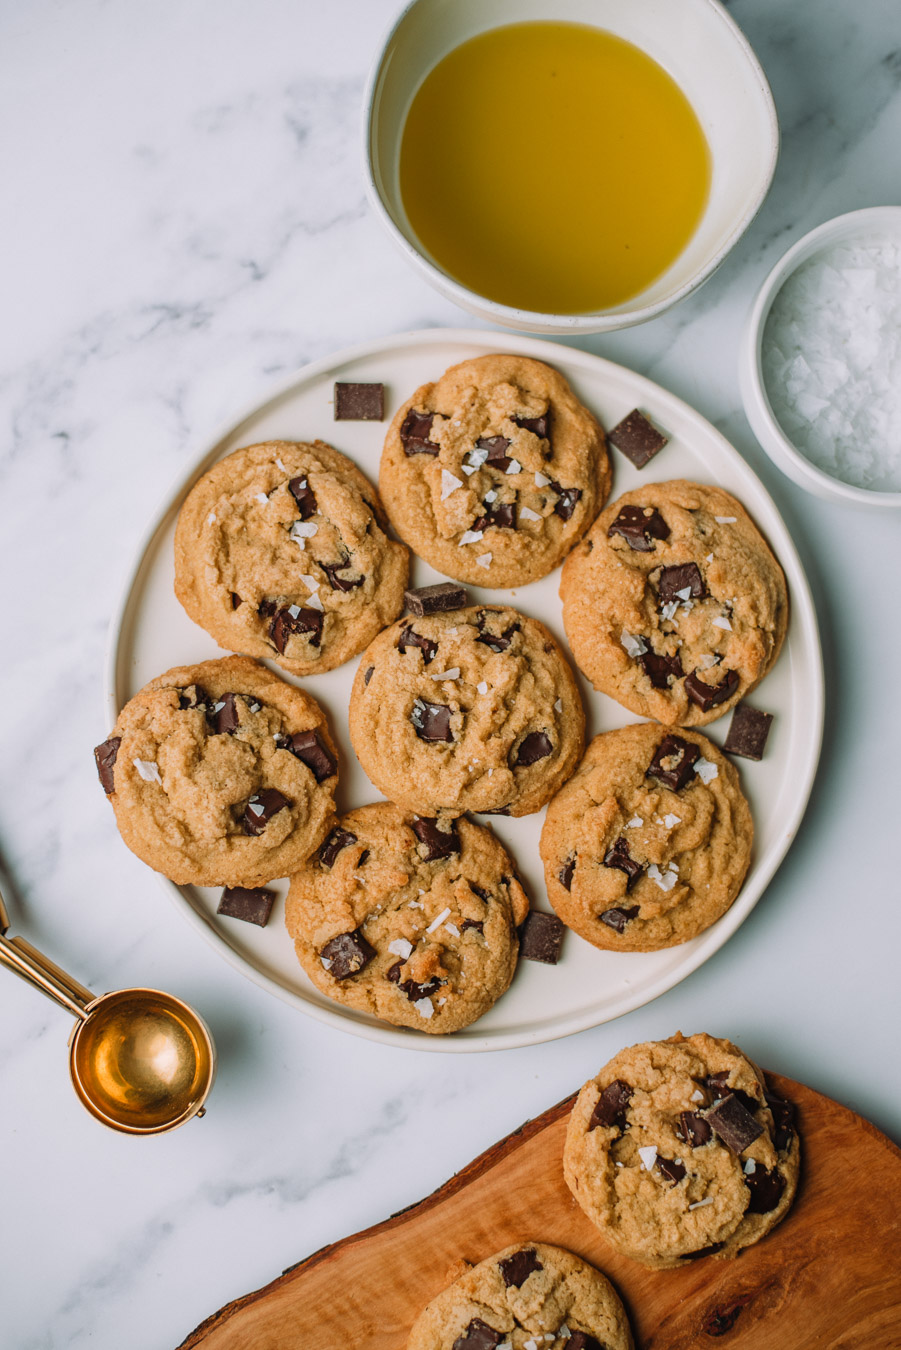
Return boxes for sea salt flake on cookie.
[441,469,464,499]
[133,758,162,784]
[694,757,719,784]
[638,1145,658,1171]
[477,552,493,568]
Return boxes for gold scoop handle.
[0,888,95,1019]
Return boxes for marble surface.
[1,2,899,1346]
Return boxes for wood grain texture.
[179,1074,901,1350]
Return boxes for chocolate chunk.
[589,1079,633,1132]
[744,1165,785,1214]
[514,730,553,767]
[386,960,403,983]
[357,849,370,866]
[476,611,520,652]
[600,905,640,933]
[94,736,121,794]
[476,434,513,471]
[318,828,358,867]
[685,667,739,711]
[608,408,668,468]
[724,705,774,761]
[706,1093,764,1154]
[566,1335,602,1350]
[275,729,336,781]
[646,734,700,791]
[469,883,489,901]
[607,504,670,551]
[398,624,438,664]
[452,1320,503,1350]
[410,699,453,742]
[209,693,240,735]
[472,499,516,532]
[231,592,243,609]
[705,1073,759,1116]
[321,560,363,592]
[559,855,576,890]
[257,598,278,619]
[217,885,275,927]
[400,408,439,455]
[477,805,511,816]
[178,684,210,711]
[288,477,317,518]
[461,918,484,933]
[404,582,469,616]
[399,977,442,1002]
[511,410,550,440]
[242,788,289,835]
[411,816,460,860]
[519,911,565,964]
[657,562,707,603]
[657,1156,687,1185]
[639,649,684,689]
[764,1091,796,1152]
[603,837,644,889]
[269,604,323,652]
[320,928,376,979]
[334,381,384,421]
[683,1241,725,1261]
[363,665,375,686]
[552,484,582,521]
[679,1111,713,1147]
[498,1247,543,1288]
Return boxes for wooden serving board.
[179,1075,901,1349]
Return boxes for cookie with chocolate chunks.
[97,655,337,886]
[174,439,408,677]
[564,1032,800,1270]
[540,724,752,952]
[406,1242,633,1350]
[349,605,584,817]
[285,803,528,1035]
[379,353,611,588]
[560,480,788,727]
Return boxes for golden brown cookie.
[539,724,752,951]
[563,1033,800,1269]
[379,354,610,587]
[286,803,528,1035]
[560,480,788,726]
[406,1242,633,1349]
[348,604,584,817]
[93,656,337,886]
[174,439,408,676]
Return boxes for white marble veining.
[1,2,899,1346]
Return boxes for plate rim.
[104,325,825,1054]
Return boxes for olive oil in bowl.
[399,22,711,315]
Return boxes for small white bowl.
[739,206,901,510]
[364,0,778,335]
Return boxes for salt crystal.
[206,512,216,526]
[255,492,269,504]
[306,592,324,611]
[520,506,541,521]
[695,653,718,670]
[694,757,718,784]
[461,463,478,476]
[620,631,648,659]
[444,922,460,937]
[459,529,483,545]
[287,604,302,618]
[706,553,714,563]
[320,956,332,970]
[638,1145,658,1170]
[133,758,161,784]
[554,698,563,712]
[715,516,737,524]
[660,600,679,622]
[535,471,550,486]
[626,815,643,828]
[712,614,732,631]
[691,1088,705,1102]
[663,813,681,828]
[648,863,677,893]
[506,459,522,475]
[744,1158,757,1174]
[430,667,460,681]
[300,574,319,591]
[689,1197,714,1210]
[467,446,489,469]
[441,469,463,500]
[388,938,413,959]
[484,489,498,502]
[476,552,492,568]
[414,997,433,1019]
[275,457,287,472]
[426,907,451,934]
[290,521,317,538]
[477,681,489,694]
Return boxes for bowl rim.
[739,204,901,508]
[362,0,779,334]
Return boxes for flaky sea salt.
[638,1145,658,1171]
[476,552,492,568]
[762,237,901,490]
[441,469,463,499]
[430,667,461,681]
[426,907,451,934]
[689,1197,714,1210]
[459,529,483,545]
[620,630,648,659]
[520,505,541,521]
[388,938,413,959]
[133,758,162,784]
[694,757,718,784]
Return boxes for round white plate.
[107,328,823,1053]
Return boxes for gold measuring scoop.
[0,885,216,1134]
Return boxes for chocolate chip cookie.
[174,439,408,676]
[540,724,752,951]
[560,480,788,726]
[348,604,584,817]
[379,354,610,588]
[285,803,528,1034]
[94,656,337,886]
[407,1242,633,1349]
[563,1033,800,1269]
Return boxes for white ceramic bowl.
[739,206,901,509]
[364,0,778,335]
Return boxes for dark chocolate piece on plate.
[600,905,640,933]
[646,734,701,791]
[589,1079,633,1132]
[318,827,358,867]
[744,1164,786,1214]
[603,837,644,889]
[706,1093,765,1154]
[519,911,565,965]
[639,649,684,690]
[404,582,469,616]
[475,434,513,472]
[399,976,443,1002]
[334,381,384,421]
[400,408,440,456]
[657,561,707,603]
[320,928,376,980]
[452,1319,504,1350]
[657,1156,687,1185]
[764,1090,796,1152]
[498,1247,543,1289]
[608,408,669,468]
[209,692,240,735]
[398,624,438,664]
[558,855,576,891]
[551,482,582,521]
[94,736,121,794]
[725,704,774,760]
[269,604,323,652]
[511,410,550,440]
[217,885,275,927]
[685,667,740,711]
[276,729,336,782]
[607,503,670,551]
[411,815,460,860]
[410,699,454,743]
[288,477,317,519]
[514,730,552,767]
[321,560,364,592]
[566,1335,602,1350]
[679,1110,713,1148]
[242,788,289,836]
